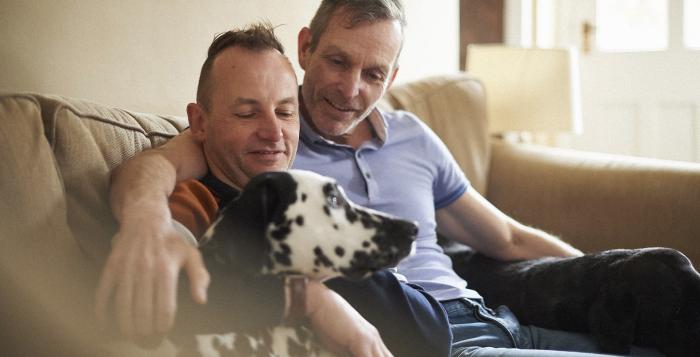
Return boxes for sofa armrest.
[486,141,700,264]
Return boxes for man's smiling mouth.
[250,149,286,156]
[324,98,355,112]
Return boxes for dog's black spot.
[341,251,377,280]
[280,243,291,254]
[301,193,307,202]
[338,220,417,280]
[323,205,330,216]
[272,241,293,267]
[296,215,304,226]
[345,205,358,223]
[322,183,334,197]
[335,246,345,257]
[212,336,228,355]
[274,251,292,266]
[270,216,293,241]
[270,225,291,241]
[233,333,255,356]
[358,210,378,229]
[314,246,334,268]
[333,224,339,230]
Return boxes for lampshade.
[467,45,582,134]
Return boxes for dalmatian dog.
[177,169,418,357]
[450,247,700,357]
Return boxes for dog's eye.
[327,192,343,208]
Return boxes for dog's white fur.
[189,170,416,357]
[264,170,410,280]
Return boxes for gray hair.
[308,0,407,52]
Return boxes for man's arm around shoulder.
[95,131,210,342]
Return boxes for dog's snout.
[383,218,419,242]
[409,222,418,236]
[400,219,419,239]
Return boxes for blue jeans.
[442,298,663,357]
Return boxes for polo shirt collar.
[299,108,388,147]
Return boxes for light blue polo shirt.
[293,108,482,301]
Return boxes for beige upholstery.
[0,93,186,356]
[2,73,700,355]
[487,142,700,259]
[384,74,490,194]
[385,75,700,263]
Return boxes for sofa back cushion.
[0,93,189,355]
[0,93,187,263]
[384,73,490,193]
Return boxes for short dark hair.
[196,22,285,110]
[308,0,407,51]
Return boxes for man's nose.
[257,112,283,141]
[337,68,364,99]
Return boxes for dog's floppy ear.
[202,172,297,275]
[239,171,298,228]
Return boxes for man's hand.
[95,212,210,343]
[96,132,209,343]
[305,280,393,357]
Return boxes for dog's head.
[202,169,417,280]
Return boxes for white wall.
[0,0,458,116]
[501,0,700,162]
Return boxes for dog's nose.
[387,219,418,240]
[410,223,418,236]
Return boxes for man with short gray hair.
[98,1,663,356]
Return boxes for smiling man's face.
[297,9,402,139]
[189,46,299,189]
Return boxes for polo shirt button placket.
[356,150,374,198]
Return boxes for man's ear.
[187,102,206,142]
[298,27,313,70]
[386,65,400,91]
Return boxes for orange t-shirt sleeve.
[169,180,219,241]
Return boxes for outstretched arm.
[95,131,210,342]
[326,270,453,357]
[437,189,582,261]
[306,280,393,356]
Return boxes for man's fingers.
[115,268,136,338]
[154,267,178,334]
[184,249,210,305]
[133,270,155,337]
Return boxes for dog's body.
[451,247,700,356]
[180,170,417,357]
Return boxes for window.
[685,0,700,48]
[596,0,668,51]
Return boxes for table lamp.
[466,45,582,143]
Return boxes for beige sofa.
[2,73,700,355]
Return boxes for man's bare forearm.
[507,222,583,259]
[110,149,177,224]
[97,131,210,339]
[110,131,207,223]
